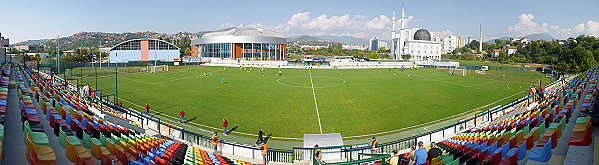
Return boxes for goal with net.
[148,64,168,73]
[449,66,469,76]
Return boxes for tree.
[401,54,411,60]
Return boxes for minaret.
[398,5,406,60]
[400,5,405,30]
[391,9,396,39]
[480,24,483,53]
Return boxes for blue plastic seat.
[507,142,526,160]
[487,142,497,154]
[66,114,72,126]
[496,142,509,158]
[478,141,487,152]
[529,137,552,162]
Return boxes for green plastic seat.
[539,121,546,134]
[576,117,589,124]
[24,121,49,145]
[111,135,120,145]
[22,95,31,100]
[549,123,560,129]
[0,124,4,141]
[100,134,114,147]
[523,126,529,136]
[560,117,567,130]
[59,127,81,148]
[83,133,100,149]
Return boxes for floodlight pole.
[115,53,118,104]
[57,35,60,75]
[95,59,98,91]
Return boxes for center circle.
[277,76,346,88]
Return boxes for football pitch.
[66,65,553,139]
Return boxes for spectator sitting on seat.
[406,145,417,165]
[413,141,428,165]
[389,150,399,165]
[426,142,443,162]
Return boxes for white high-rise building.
[390,6,442,61]
[441,35,473,53]
[368,37,379,51]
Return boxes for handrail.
[324,154,390,165]
[44,63,570,164]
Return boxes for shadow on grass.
[227,126,238,134]
[184,117,197,123]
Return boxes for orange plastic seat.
[568,123,593,146]
[26,132,56,164]
[66,137,92,162]
[92,140,111,160]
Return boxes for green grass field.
[66,65,553,139]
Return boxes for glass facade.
[149,40,179,50]
[111,39,179,51]
[112,40,141,50]
[199,43,285,59]
[201,43,232,58]
[241,43,282,59]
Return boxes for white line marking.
[276,76,346,88]
[343,90,527,139]
[309,69,324,134]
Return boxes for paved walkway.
[1,65,28,164]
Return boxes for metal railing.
[43,62,568,164]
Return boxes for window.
[201,43,231,58]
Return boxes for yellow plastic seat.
[66,137,91,162]
[106,140,117,155]
[573,123,590,133]
[26,132,56,164]
[91,140,111,159]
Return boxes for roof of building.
[201,26,285,38]
[493,49,501,52]
[414,29,431,41]
[110,38,179,51]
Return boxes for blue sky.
[1,0,598,43]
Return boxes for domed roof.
[202,26,285,38]
[414,29,431,41]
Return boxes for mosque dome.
[414,29,431,41]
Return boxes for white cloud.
[431,30,453,38]
[507,13,599,39]
[220,23,236,28]
[244,12,419,40]
[507,14,549,35]
[353,15,366,19]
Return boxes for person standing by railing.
[261,141,268,165]
[539,81,545,103]
[371,137,378,154]
[314,144,323,165]
[212,132,219,155]
[179,109,185,123]
[145,103,150,114]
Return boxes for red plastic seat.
[568,123,593,146]
[537,131,557,149]
[499,150,518,165]
[483,152,502,165]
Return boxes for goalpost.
[449,66,469,76]
[148,64,168,73]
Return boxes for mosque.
[390,5,442,61]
